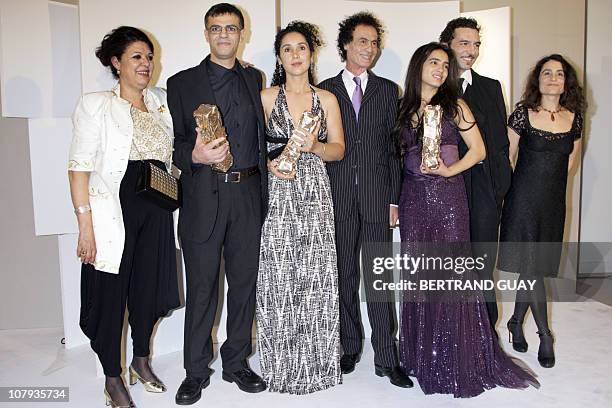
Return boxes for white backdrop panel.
[282,0,460,86]
[0,0,53,118]
[79,0,277,93]
[28,118,78,236]
[581,0,612,275]
[462,7,511,111]
[49,2,82,118]
[58,233,89,348]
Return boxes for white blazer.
[68,84,174,274]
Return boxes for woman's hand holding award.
[421,105,442,171]
[276,111,320,177]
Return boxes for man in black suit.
[440,17,512,334]
[319,12,412,388]
[167,3,268,405]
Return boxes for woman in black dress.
[498,54,585,369]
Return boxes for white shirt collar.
[460,70,472,92]
[342,69,369,96]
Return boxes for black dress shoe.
[537,330,555,368]
[222,368,266,393]
[507,316,528,353]
[374,365,414,388]
[175,376,210,405]
[340,353,360,374]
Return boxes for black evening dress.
[498,106,583,277]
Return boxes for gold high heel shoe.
[104,388,135,408]
[129,365,167,393]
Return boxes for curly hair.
[392,42,473,157]
[95,26,154,79]
[439,17,480,44]
[336,11,383,61]
[271,21,322,86]
[517,54,586,114]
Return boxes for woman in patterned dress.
[256,21,345,394]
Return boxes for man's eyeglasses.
[207,25,241,34]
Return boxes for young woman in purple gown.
[394,42,539,397]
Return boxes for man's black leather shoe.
[340,353,360,374]
[374,365,414,388]
[175,376,210,405]
[222,368,266,393]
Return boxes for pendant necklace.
[539,106,563,122]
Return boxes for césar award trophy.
[193,104,234,172]
[421,105,442,171]
[276,111,320,177]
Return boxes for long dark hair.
[517,54,586,114]
[271,21,322,86]
[392,42,468,156]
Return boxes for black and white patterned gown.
[256,85,341,394]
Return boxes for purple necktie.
[352,76,363,118]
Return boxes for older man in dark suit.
[319,12,412,388]
[167,3,268,405]
[440,17,513,335]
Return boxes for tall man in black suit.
[319,12,412,388]
[440,18,513,334]
[167,3,268,405]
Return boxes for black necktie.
[459,78,465,96]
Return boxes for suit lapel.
[236,63,265,128]
[109,84,133,140]
[464,70,492,156]
[361,71,380,106]
[195,59,217,107]
[144,89,172,140]
[464,70,486,112]
[332,71,352,105]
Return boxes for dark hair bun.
[95,26,154,79]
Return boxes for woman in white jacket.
[68,26,179,408]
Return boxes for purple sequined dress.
[398,119,539,398]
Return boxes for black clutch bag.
[135,160,182,211]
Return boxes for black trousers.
[467,164,500,331]
[80,161,179,377]
[181,173,262,378]
[335,191,398,368]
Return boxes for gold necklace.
[538,105,564,122]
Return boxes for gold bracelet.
[321,143,326,158]
[74,204,91,215]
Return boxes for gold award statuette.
[277,111,320,176]
[421,105,443,170]
[193,104,234,172]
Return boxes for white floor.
[1,301,611,408]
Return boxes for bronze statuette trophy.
[193,104,234,172]
[277,111,320,177]
[421,105,442,170]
